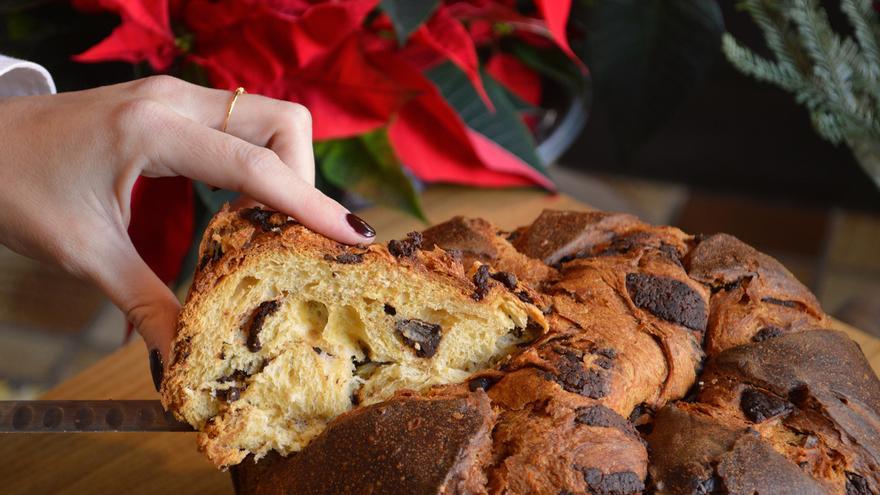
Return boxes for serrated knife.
[0,400,193,432]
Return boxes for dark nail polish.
[149,349,164,392]
[346,214,375,238]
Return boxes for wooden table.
[2,186,878,495]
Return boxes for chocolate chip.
[579,467,644,495]
[244,300,281,352]
[383,304,396,316]
[628,403,654,428]
[516,290,534,304]
[575,405,626,429]
[240,207,283,232]
[218,369,249,383]
[219,387,241,402]
[323,252,364,264]
[625,273,708,331]
[312,347,324,355]
[549,349,609,399]
[199,241,223,270]
[594,356,614,370]
[472,265,491,301]
[491,271,518,290]
[846,472,870,495]
[658,242,682,262]
[752,326,784,342]
[394,318,442,358]
[761,297,801,309]
[711,276,751,294]
[350,392,361,406]
[388,231,423,258]
[594,347,618,359]
[695,473,726,494]
[740,388,792,422]
[468,376,497,392]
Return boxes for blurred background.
[0,0,878,399]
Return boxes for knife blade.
[0,400,193,432]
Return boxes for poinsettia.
[71,0,585,285]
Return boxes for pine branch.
[725,0,880,167]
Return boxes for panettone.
[162,207,880,494]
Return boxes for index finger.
[138,104,375,245]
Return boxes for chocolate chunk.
[595,347,618,359]
[711,276,751,294]
[219,369,249,383]
[575,405,626,429]
[468,376,497,392]
[490,271,518,290]
[350,392,360,406]
[245,300,281,352]
[383,304,396,316]
[472,265,491,301]
[549,349,610,399]
[594,356,614,370]
[579,467,644,495]
[846,472,870,495]
[323,252,364,264]
[312,347,323,355]
[240,207,283,232]
[740,388,792,423]
[625,273,708,331]
[658,242,682,262]
[395,319,442,358]
[761,297,801,309]
[516,290,534,304]
[752,326,784,342]
[388,231,423,258]
[695,474,726,494]
[199,241,223,270]
[218,387,241,402]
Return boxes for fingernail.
[149,349,164,392]
[346,213,375,238]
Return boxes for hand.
[0,75,376,372]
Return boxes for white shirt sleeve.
[0,55,56,97]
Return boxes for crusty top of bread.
[166,206,880,495]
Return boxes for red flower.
[72,0,177,69]
[73,0,579,282]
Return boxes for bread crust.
[166,207,880,495]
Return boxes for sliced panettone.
[160,207,547,468]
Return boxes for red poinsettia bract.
[72,0,577,283]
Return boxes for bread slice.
[160,207,547,468]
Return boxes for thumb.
[85,235,181,385]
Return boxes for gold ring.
[221,87,246,133]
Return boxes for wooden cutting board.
[1,187,877,495]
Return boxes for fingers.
[129,76,315,185]
[142,108,373,245]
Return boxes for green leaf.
[380,0,441,44]
[316,129,427,221]
[425,61,549,179]
[506,40,586,93]
[586,0,724,154]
